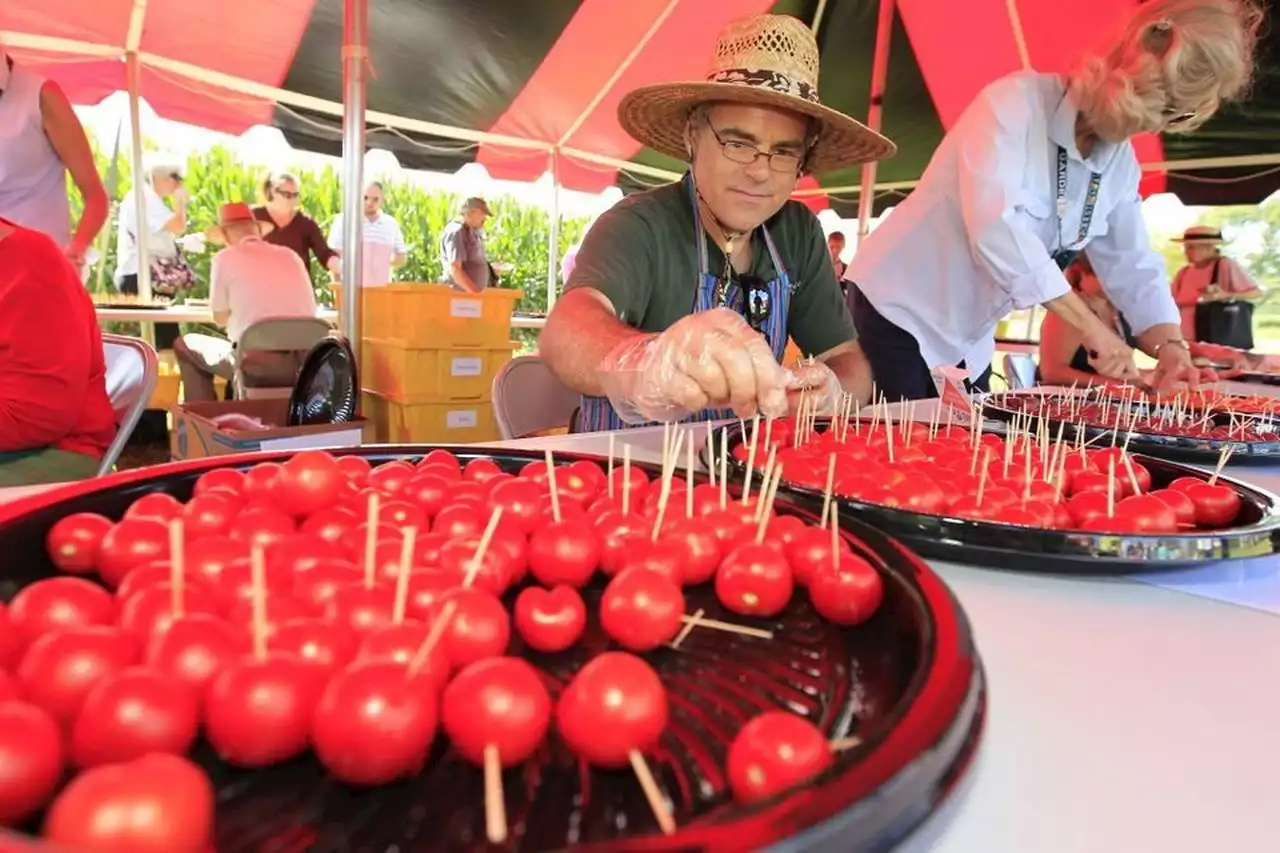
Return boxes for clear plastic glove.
[598,308,790,424]
[1082,324,1142,384]
[786,358,843,415]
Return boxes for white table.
[3,427,1278,852]
[93,305,547,330]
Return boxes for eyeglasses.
[275,189,300,200]
[169,172,184,183]
[364,196,381,203]
[706,123,805,174]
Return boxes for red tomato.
[17,626,137,724]
[658,519,723,585]
[324,584,397,637]
[367,461,415,494]
[335,454,372,483]
[193,467,246,497]
[433,503,484,539]
[436,538,509,595]
[180,491,238,540]
[124,492,183,522]
[0,701,64,826]
[427,587,510,668]
[514,585,586,653]
[230,504,297,551]
[69,667,200,767]
[8,576,116,647]
[115,561,210,604]
[0,604,18,671]
[419,448,462,473]
[1150,488,1197,528]
[600,568,684,652]
[43,754,214,853]
[807,555,884,626]
[464,457,505,484]
[300,505,358,544]
[267,533,337,575]
[527,520,600,588]
[184,535,249,586]
[1113,494,1179,533]
[556,652,667,769]
[271,617,359,674]
[46,512,113,575]
[145,614,244,693]
[1182,482,1242,527]
[487,478,544,535]
[0,669,21,703]
[292,559,362,612]
[356,620,449,684]
[312,660,441,786]
[399,474,453,518]
[441,657,551,766]
[727,711,833,804]
[399,570,458,623]
[98,518,170,588]
[717,543,794,618]
[204,654,325,767]
[242,462,282,502]
[117,585,221,643]
[617,538,684,585]
[271,450,344,518]
[380,499,428,530]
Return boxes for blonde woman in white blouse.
[845,0,1263,401]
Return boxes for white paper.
[258,428,365,452]
[446,410,478,429]
[450,357,483,377]
[450,298,482,318]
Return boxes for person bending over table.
[173,204,319,402]
[1041,255,1272,387]
[540,14,889,430]
[844,0,1263,401]
[0,219,115,485]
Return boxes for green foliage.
[69,135,589,349]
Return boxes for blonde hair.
[1071,0,1264,142]
[260,171,300,203]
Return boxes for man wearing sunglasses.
[540,15,892,429]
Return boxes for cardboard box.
[170,399,373,461]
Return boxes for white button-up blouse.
[845,70,1179,378]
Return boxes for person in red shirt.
[0,218,116,485]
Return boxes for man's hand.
[598,308,790,424]
[1150,341,1200,392]
[1082,323,1142,384]
[786,358,843,415]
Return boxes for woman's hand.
[1150,341,1200,392]
[1081,323,1142,384]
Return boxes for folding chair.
[1003,352,1037,390]
[234,317,333,400]
[99,334,159,476]
[491,356,580,439]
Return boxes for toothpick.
[1121,456,1142,496]
[685,438,695,519]
[678,614,773,639]
[821,453,837,527]
[830,505,840,570]
[622,445,632,516]
[705,421,716,487]
[544,449,562,523]
[484,745,508,843]
[719,433,729,510]
[1209,445,1235,485]
[670,608,704,649]
[407,599,458,677]
[752,446,779,524]
[743,414,761,505]
[608,434,616,498]
[977,449,992,506]
[463,508,504,588]
[392,526,417,624]
[1106,457,1116,518]
[753,462,783,544]
[168,519,185,618]
[630,751,676,836]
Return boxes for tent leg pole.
[545,151,561,315]
[340,0,368,353]
[856,0,896,243]
[125,51,154,348]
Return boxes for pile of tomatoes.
[0,446,888,847]
[1100,387,1280,418]
[732,417,1244,534]
[1000,394,1273,443]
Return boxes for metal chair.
[491,355,580,439]
[234,317,333,400]
[1003,352,1037,390]
[99,334,159,477]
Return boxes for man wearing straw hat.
[1171,225,1263,342]
[539,14,894,431]
[172,202,318,401]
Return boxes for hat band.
[706,67,819,104]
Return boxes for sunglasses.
[364,195,381,203]
[274,189,300,200]
[169,172,184,183]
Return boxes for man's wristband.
[1154,339,1190,357]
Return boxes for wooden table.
[94,305,547,330]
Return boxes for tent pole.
[855,0,896,244]
[125,49,155,347]
[339,0,368,354]
[545,151,561,315]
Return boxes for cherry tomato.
[324,583,397,636]
[184,535,249,586]
[17,626,137,724]
[46,512,113,575]
[336,454,373,483]
[717,542,795,617]
[300,505,358,545]
[419,448,462,473]
[204,653,325,767]
[98,518,170,588]
[69,667,200,767]
[8,576,115,647]
[1113,494,1179,533]
[442,657,551,766]
[600,568,684,652]
[617,539,684,585]
[727,711,833,803]
[368,460,416,494]
[487,478,543,534]
[514,586,586,653]
[428,587,510,668]
[1150,488,1197,527]
[145,614,244,693]
[807,554,884,626]
[194,467,246,497]
[0,701,63,825]
[0,604,18,671]
[556,652,667,769]
[242,462,282,502]
[43,753,214,853]
[272,617,359,674]
[230,504,297,551]
[527,520,599,587]
[179,491,237,540]
[464,457,506,484]
[1183,482,1242,527]
[117,584,220,643]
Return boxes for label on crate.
[450,357,483,377]
[450,298,483,318]
[446,410,478,429]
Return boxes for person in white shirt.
[844,0,1262,401]
[328,181,408,269]
[173,203,319,402]
[114,160,189,348]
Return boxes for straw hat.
[205,202,274,245]
[1172,225,1228,244]
[617,14,896,175]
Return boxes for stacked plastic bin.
[337,284,522,443]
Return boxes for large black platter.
[982,389,1280,465]
[0,447,984,853]
[709,421,1280,574]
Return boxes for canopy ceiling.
[3,0,1278,215]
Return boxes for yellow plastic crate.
[333,284,523,348]
[361,339,518,402]
[361,391,501,444]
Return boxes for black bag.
[1194,260,1255,349]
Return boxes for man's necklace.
[696,191,747,305]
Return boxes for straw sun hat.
[205,202,274,245]
[617,14,896,175]
[1172,225,1228,244]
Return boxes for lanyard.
[1055,147,1102,252]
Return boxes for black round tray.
[1223,372,1280,388]
[708,422,1280,574]
[983,390,1280,465]
[0,447,984,853]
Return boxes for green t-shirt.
[565,176,856,357]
